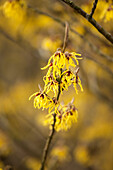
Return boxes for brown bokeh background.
[0,0,113,170]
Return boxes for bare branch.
[40,23,69,170]
[59,0,113,44]
[40,113,56,170]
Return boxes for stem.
[40,24,69,170]
[89,0,98,19]
[40,114,56,170]
[40,86,61,170]
[62,22,69,53]
[60,0,113,44]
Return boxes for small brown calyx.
[57,48,62,52]
[52,97,58,104]
[72,105,78,112]
[66,70,72,76]
[49,62,53,67]
[58,114,62,119]
[69,111,73,115]
[76,75,79,84]
[107,6,113,11]
[66,111,70,116]
[65,51,70,60]
[51,81,54,85]
[64,78,67,82]
[40,93,44,99]
[36,92,41,96]
[56,77,60,82]
[48,75,53,81]
[54,51,61,57]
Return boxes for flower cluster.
[29,49,83,131]
[42,50,83,96]
[45,101,78,131]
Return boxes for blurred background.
[0,0,113,169]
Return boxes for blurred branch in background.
[28,4,113,63]
[0,5,113,77]
[60,0,113,44]
[0,27,40,59]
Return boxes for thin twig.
[40,23,68,170]
[60,0,113,44]
[40,114,56,170]
[40,86,61,170]
[62,22,69,52]
[89,0,98,19]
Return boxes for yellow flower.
[41,50,82,78]
[30,49,83,131]
[56,104,78,131]
[64,52,82,69]
[45,102,78,131]
[61,70,75,92]
[29,91,54,111]
[73,76,83,94]
[43,74,59,97]
[61,69,83,94]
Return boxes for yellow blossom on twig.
[30,48,83,131]
[44,102,78,131]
